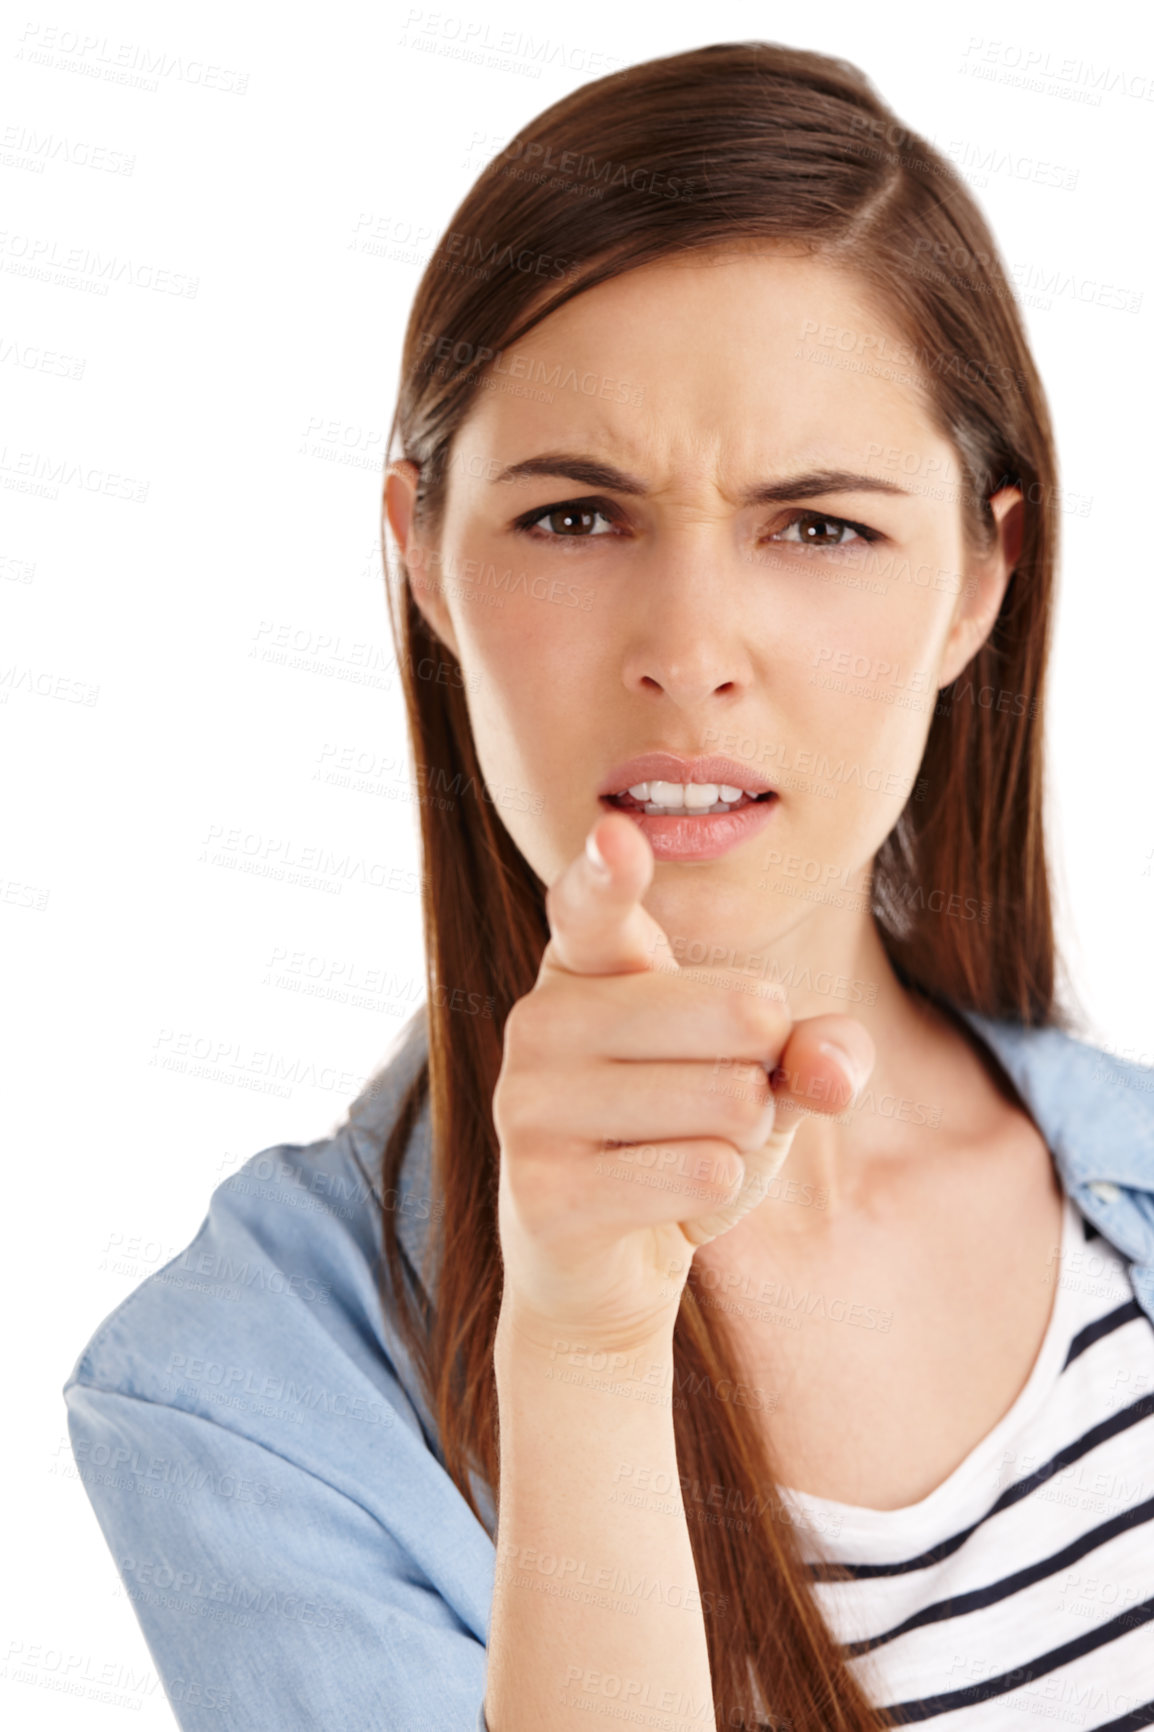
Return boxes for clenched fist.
[492,807,875,1352]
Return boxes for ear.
[383,459,460,660]
[937,486,1024,690]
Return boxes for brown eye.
[516,499,619,539]
[766,511,875,550]
[798,516,849,545]
[543,506,601,536]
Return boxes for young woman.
[64,41,1154,1732]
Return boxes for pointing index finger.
[541,809,677,980]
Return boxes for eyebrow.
[489,452,912,505]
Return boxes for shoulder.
[957,1008,1154,1168]
[957,1006,1154,1293]
[60,1008,496,1726]
[63,1007,435,1454]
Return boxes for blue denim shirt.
[63,1005,1154,1730]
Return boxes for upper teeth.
[625,781,757,808]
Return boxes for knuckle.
[694,1140,740,1195]
[495,1069,551,1147]
[735,1057,772,1099]
[503,1136,587,1240]
[711,1060,770,1127]
[543,876,573,931]
[505,1151,553,1220]
[537,980,585,1043]
[497,1024,532,1088]
[503,990,560,1063]
[735,988,790,1055]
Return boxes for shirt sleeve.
[65,1379,491,1731]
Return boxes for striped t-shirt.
[779,1192,1154,1728]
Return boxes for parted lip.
[597,752,778,798]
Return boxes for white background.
[3,0,1152,1723]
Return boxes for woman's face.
[388,246,1021,971]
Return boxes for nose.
[619,530,754,708]
[631,662,740,706]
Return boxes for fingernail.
[585,830,611,878]
[819,1040,866,1099]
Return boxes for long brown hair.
[375,41,1062,1729]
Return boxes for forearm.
[484,1308,716,1732]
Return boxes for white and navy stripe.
[781,1197,1154,1728]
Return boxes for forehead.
[451,248,948,484]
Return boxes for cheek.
[776,671,936,872]
[450,599,618,884]
[747,537,958,690]
[766,585,942,847]
[785,567,955,720]
[451,597,594,783]
[450,538,596,657]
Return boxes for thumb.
[679,1013,875,1249]
[769,1012,876,1137]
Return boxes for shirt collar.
[344,1010,438,1290]
[955,1006,1154,1192]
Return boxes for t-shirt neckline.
[777,1188,1082,1544]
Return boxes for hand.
[491,807,875,1352]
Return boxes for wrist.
[494,1292,679,1371]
